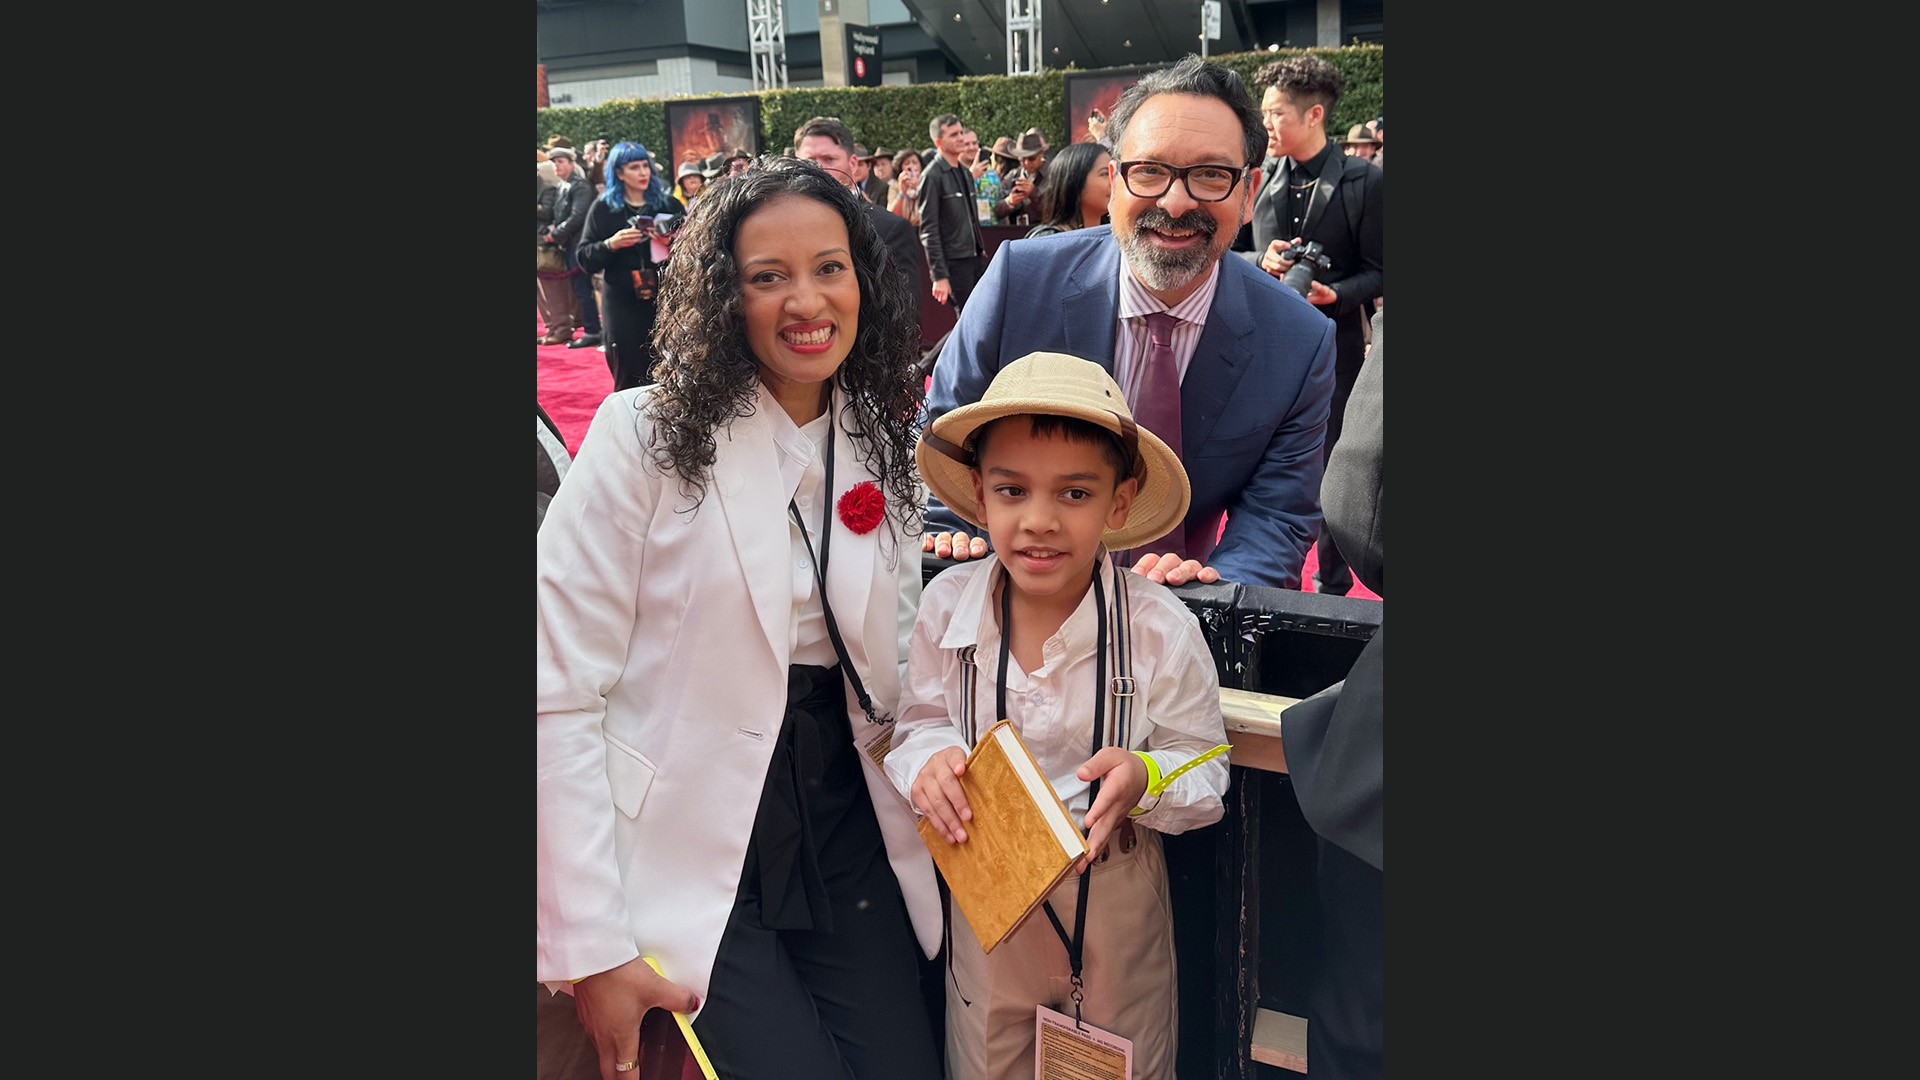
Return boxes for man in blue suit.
[921,54,1336,590]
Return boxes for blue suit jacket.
[924,226,1337,589]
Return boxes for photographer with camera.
[576,141,681,390]
[1241,54,1382,596]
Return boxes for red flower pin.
[837,481,885,535]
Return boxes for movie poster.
[665,97,762,173]
[1062,65,1171,145]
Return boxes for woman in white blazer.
[537,156,942,1080]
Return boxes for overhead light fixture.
[953,13,962,20]
[1123,39,1132,47]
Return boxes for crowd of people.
[538,51,1383,1080]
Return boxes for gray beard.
[1117,210,1220,292]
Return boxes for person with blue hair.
[577,141,682,389]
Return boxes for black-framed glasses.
[1115,159,1252,202]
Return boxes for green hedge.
[538,45,1381,160]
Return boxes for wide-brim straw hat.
[917,352,1190,550]
[1342,123,1379,146]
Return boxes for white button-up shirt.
[885,553,1229,832]
[765,382,837,668]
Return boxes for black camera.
[1279,239,1331,299]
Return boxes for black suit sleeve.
[1280,622,1383,871]
[1281,307,1384,870]
[870,205,924,297]
[1329,164,1383,320]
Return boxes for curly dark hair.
[1252,54,1346,116]
[648,155,925,535]
[1031,141,1112,230]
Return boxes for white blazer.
[537,382,938,1013]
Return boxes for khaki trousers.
[946,825,1177,1080]
[536,275,579,337]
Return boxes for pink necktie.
[1136,312,1183,461]
[1122,311,1186,564]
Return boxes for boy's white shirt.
[884,552,1229,832]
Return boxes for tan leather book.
[918,719,1089,953]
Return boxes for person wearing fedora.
[1340,123,1379,164]
[543,145,605,349]
[993,128,1049,227]
[848,143,876,202]
[1243,54,1382,596]
[538,157,581,347]
[888,350,1230,1080]
[922,55,1338,592]
[862,145,895,205]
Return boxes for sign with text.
[1202,0,1221,39]
[846,23,882,86]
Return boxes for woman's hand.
[911,747,972,844]
[607,227,645,250]
[572,956,701,1080]
[1074,748,1149,872]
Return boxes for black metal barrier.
[923,555,1380,1078]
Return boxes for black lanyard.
[998,569,1110,1027]
[787,409,892,726]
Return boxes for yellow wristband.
[1131,750,1165,792]
[1128,745,1232,816]
[1129,751,1164,817]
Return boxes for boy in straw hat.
[886,350,1230,1080]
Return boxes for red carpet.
[538,309,1378,600]
[537,311,613,457]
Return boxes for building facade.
[539,0,1384,108]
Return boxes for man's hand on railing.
[921,531,989,561]
[1128,551,1220,587]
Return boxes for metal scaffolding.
[1005,0,1041,76]
[748,0,788,91]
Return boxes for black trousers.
[689,665,941,1080]
[565,246,601,335]
[944,254,983,314]
[1305,838,1382,1080]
